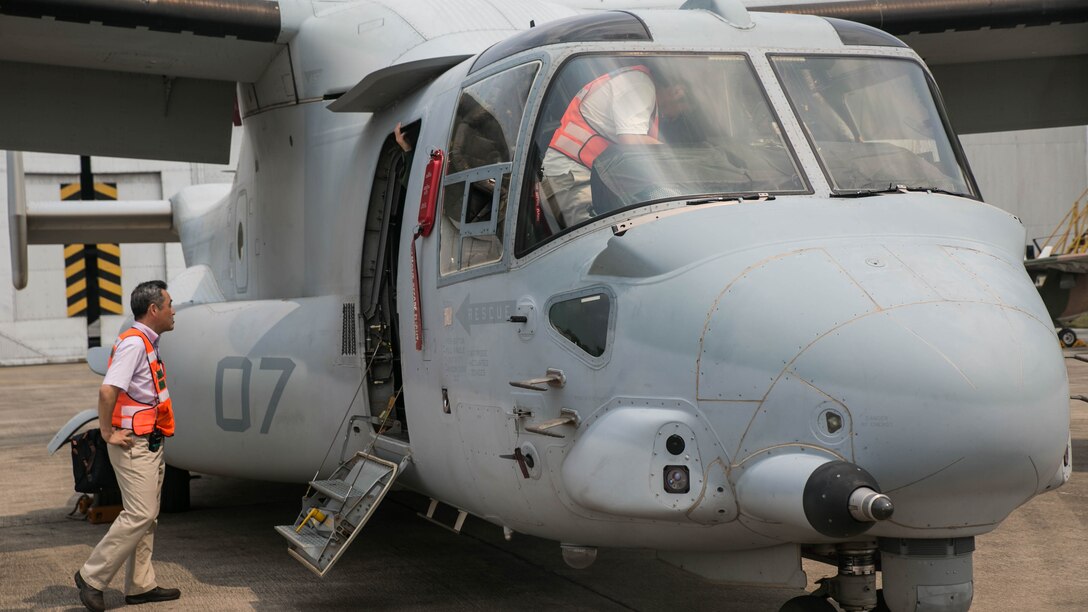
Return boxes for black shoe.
[74,571,105,612]
[125,587,181,605]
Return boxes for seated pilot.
[540,64,689,229]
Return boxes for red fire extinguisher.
[411,149,444,350]
[417,149,443,237]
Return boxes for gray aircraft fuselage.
[70,2,1070,609]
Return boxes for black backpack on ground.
[71,429,117,494]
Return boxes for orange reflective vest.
[548,65,659,169]
[109,328,175,436]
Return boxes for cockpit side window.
[549,291,612,358]
[516,54,806,256]
[441,61,540,276]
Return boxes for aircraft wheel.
[778,595,837,612]
[1060,327,1077,348]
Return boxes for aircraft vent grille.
[342,303,357,356]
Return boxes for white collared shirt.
[542,69,657,179]
[102,321,161,405]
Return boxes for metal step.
[274,525,328,562]
[309,479,367,503]
[275,451,408,577]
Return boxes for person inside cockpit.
[540,63,690,228]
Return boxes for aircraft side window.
[548,291,613,359]
[441,61,540,275]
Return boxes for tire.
[779,595,837,612]
[1060,327,1077,348]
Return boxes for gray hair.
[131,280,168,319]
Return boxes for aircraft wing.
[552,0,1088,134]
[0,0,296,163]
[2,0,1086,162]
[1025,252,1088,275]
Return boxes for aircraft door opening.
[360,123,420,441]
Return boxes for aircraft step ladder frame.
[275,451,409,577]
[418,498,469,534]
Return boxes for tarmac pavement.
[1,360,1086,611]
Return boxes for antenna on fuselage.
[680,0,754,29]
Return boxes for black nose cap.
[870,496,895,521]
[803,460,883,538]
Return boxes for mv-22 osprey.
[3,0,1084,610]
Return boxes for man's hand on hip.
[104,428,134,449]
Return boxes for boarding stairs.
[275,451,408,576]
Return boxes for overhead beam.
[0,61,234,163]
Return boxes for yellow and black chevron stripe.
[96,243,123,314]
[64,243,88,317]
[63,183,122,318]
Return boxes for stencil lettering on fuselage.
[455,294,516,332]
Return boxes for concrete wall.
[0,131,238,365]
[961,126,1088,254]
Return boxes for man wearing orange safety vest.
[541,63,686,229]
[75,280,181,612]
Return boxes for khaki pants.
[541,168,593,228]
[80,435,165,595]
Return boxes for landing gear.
[788,538,973,612]
[779,595,836,612]
[827,542,879,611]
[1059,327,1077,347]
[786,542,879,612]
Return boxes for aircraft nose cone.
[790,300,1068,530]
[698,244,1069,533]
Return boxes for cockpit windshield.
[770,55,975,197]
[517,54,805,253]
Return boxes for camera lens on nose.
[663,465,690,494]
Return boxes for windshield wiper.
[906,186,973,198]
[612,193,774,236]
[687,192,775,205]
[832,184,972,199]
[831,184,909,198]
